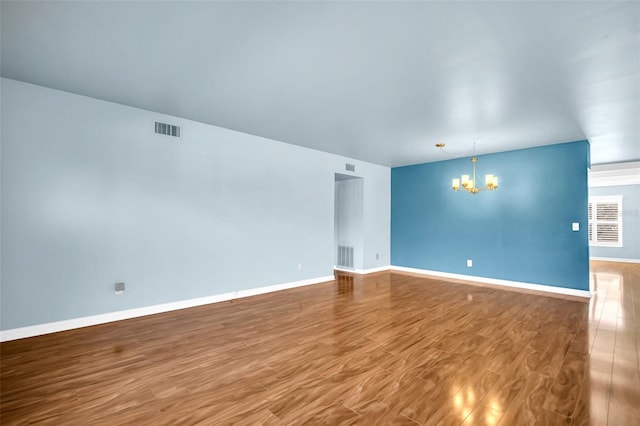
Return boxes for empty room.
[1,1,639,425]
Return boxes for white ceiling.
[1,1,638,167]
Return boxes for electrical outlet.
[467,259,473,267]
[115,282,125,295]
[297,263,303,271]
[376,253,380,260]
[572,222,579,231]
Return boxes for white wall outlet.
[467,259,473,267]
[376,253,380,260]
[115,282,125,295]
[297,263,303,271]
[572,222,579,231]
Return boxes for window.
[588,195,623,247]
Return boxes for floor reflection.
[331,262,639,424]
[589,269,623,328]
[2,262,637,424]
[335,272,354,295]
[583,261,639,424]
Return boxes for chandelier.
[436,143,499,195]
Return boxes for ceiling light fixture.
[436,142,499,195]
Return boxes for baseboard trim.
[0,275,334,342]
[334,264,591,300]
[389,266,591,300]
[2,264,596,341]
[334,266,390,275]
[590,257,640,264]
[356,266,391,274]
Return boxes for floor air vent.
[155,121,181,137]
[337,245,354,269]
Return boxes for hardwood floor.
[1,261,638,425]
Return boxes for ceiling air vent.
[345,163,355,172]
[154,121,181,137]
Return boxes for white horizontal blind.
[588,196,623,247]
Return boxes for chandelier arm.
[436,146,476,159]
[444,143,498,194]
[472,158,477,189]
[465,186,497,193]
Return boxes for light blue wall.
[391,141,590,291]
[589,184,640,260]
[363,168,391,269]
[0,78,390,330]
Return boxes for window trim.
[588,195,623,247]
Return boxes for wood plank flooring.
[1,261,638,425]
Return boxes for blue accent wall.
[391,140,590,291]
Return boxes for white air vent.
[345,163,355,172]
[337,245,354,269]
[155,121,181,137]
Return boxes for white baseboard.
[335,264,591,299]
[356,266,391,274]
[590,257,640,264]
[0,275,334,342]
[2,263,597,342]
[389,266,591,299]
[334,266,390,275]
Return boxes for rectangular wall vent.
[337,245,354,269]
[345,163,355,172]
[155,121,181,137]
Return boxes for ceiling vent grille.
[345,163,355,172]
[155,121,181,137]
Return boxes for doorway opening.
[334,173,363,271]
